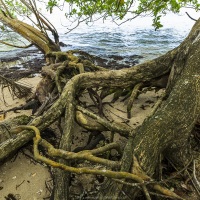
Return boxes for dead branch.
[127,83,143,118]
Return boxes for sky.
[39,4,199,37]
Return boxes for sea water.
[0,8,198,66]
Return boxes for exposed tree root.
[13,125,185,200]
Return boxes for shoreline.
[0,48,45,80]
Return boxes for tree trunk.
[0,115,31,143]
[0,12,60,56]
[133,18,200,174]
[98,19,200,199]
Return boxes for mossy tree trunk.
[133,19,200,175]
[97,19,200,199]
[0,10,60,60]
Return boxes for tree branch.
[0,40,33,48]
[186,12,197,21]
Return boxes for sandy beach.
[0,76,53,200]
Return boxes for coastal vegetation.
[0,0,200,199]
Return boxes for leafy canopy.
[47,0,200,29]
[0,1,199,30]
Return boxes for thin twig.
[186,12,197,21]
[127,83,143,118]
[192,160,200,195]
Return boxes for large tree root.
[0,48,174,161]
[12,125,184,200]
[0,115,32,144]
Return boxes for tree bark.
[98,19,200,199]
[0,12,60,55]
[0,115,31,143]
[133,18,200,175]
